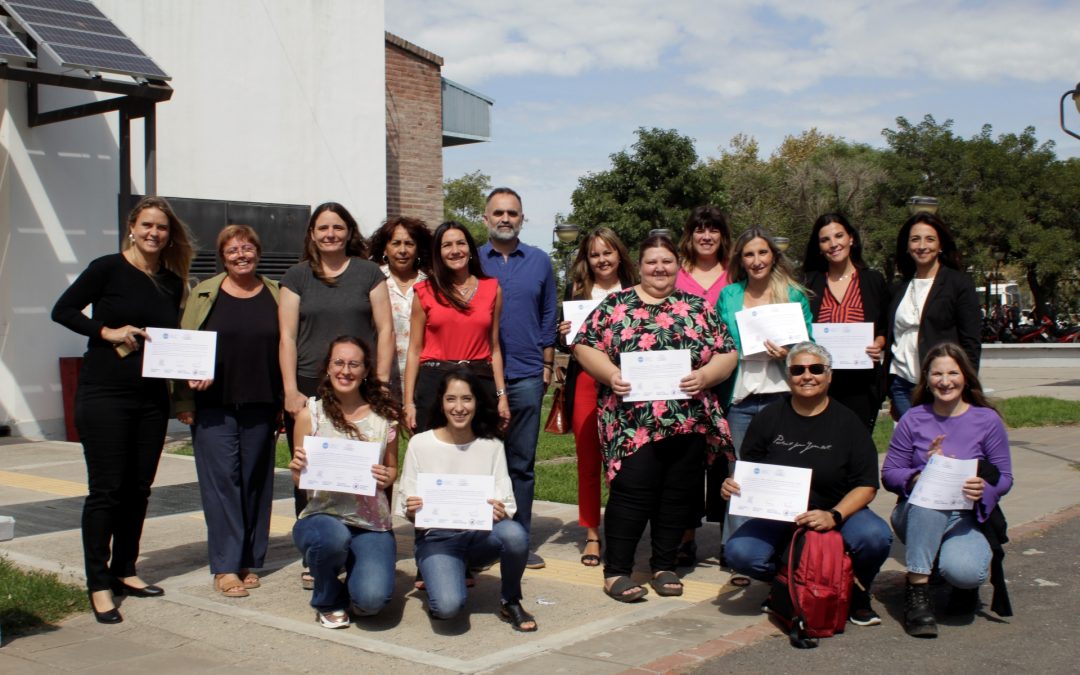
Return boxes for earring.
[382,254,388,263]
[128,233,135,243]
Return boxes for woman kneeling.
[882,343,1013,638]
[397,369,537,632]
[721,342,893,627]
[289,336,401,628]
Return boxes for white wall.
[0,0,386,438]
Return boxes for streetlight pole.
[907,196,939,215]
[552,222,581,288]
[1060,81,1080,141]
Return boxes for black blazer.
[886,265,982,373]
[803,267,891,340]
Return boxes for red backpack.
[767,526,853,649]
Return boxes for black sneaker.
[849,586,882,626]
[525,552,546,569]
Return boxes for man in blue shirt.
[479,187,557,569]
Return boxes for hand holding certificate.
[299,435,382,496]
[414,473,496,530]
[735,304,809,356]
[909,455,977,510]
[620,349,692,402]
[812,322,874,369]
[141,327,217,380]
[728,460,812,522]
[562,298,603,344]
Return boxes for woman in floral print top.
[573,234,737,602]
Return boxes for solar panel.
[0,21,34,61]
[0,0,169,80]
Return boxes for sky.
[385,0,1080,251]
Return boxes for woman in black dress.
[52,196,194,623]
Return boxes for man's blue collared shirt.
[479,240,556,380]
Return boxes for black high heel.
[88,590,123,624]
[111,577,165,598]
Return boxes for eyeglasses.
[330,359,363,372]
[490,209,520,218]
[224,245,257,257]
[788,364,828,376]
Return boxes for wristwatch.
[495,388,506,397]
[829,509,844,526]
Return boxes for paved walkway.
[1,367,1079,673]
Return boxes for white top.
[591,283,620,300]
[890,278,933,383]
[731,353,789,405]
[395,430,517,521]
[380,264,427,380]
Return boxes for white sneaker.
[317,609,351,629]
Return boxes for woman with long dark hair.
[289,336,403,628]
[52,196,194,623]
[801,213,890,431]
[886,213,981,418]
[403,221,510,432]
[398,369,536,632]
[556,226,637,566]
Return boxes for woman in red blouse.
[404,221,510,432]
[800,213,890,432]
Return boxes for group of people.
[52,190,1009,641]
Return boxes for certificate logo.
[322,442,329,449]
[822,327,830,334]
[753,467,760,474]
[436,479,444,486]
[162,333,169,339]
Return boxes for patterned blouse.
[573,288,735,481]
[380,265,426,379]
[297,398,395,531]
[817,269,865,323]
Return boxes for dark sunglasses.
[788,364,828,376]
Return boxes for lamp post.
[552,222,580,287]
[773,236,790,253]
[649,228,673,239]
[1060,81,1080,141]
[907,196,939,215]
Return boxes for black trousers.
[75,382,169,592]
[283,375,320,517]
[603,434,706,578]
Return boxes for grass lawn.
[0,557,88,636]
[170,436,292,469]
[997,396,1080,428]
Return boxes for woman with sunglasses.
[289,336,402,629]
[801,213,890,432]
[720,342,892,627]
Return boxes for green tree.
[443,170,491,243]
[566,127,726,252]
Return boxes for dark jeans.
[192,404,277,574]
[890,376,916,419]
[505,375,544,536]
[284,375,320,517]
[75,382,169,592]
[603,434,706,578]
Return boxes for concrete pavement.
[1,366,1079,673]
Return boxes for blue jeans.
[890,377,916,419]
[505,376,545,536]
[415,519,528,619]
[192,404,276,574]
[722,393,785,546]
[891,500,991,588]
[292,514,396,615]
[725,508,893,591]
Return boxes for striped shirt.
[817,270,865,323]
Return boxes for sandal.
[300,570,314,591]
[676,540,697,567]
[499,601,538,632]
[603,576,648,603]
[214,573,249,598]
[650,570,684,597]
[239,570,260,589]
[580,538,602,567]
[316,609,351,629]
[729,575,751,588]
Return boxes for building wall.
[0,0,386,438]
[385,34,443,229]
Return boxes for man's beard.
[488,225,521,242]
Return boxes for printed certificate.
[728,460,812,523]
[812,322,874,369]
[620,349,692,402]
[562,298,604,344]
[299,435,382,496]
[415,473,496,531]
[735,304,809,356]
[909,455,977,511]
[141,328,216,380]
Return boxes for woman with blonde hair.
[52,196,193,623]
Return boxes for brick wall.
[385,33,443,229]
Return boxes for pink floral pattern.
[574,288,735,482]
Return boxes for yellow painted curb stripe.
[0,470,86,497]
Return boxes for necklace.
[453,276,477,302]
[829,269,854,282]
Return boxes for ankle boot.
[904,582,937,638]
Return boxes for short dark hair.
[801,213,867,273]
[895,212,962,280]
[638,233,679,262]
[486,187,523,208]
[302,202,367,285]
[678,205,731,271]
[368,216,432,273]
[427,369,502,439]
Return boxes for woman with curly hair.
[289,336,403,629]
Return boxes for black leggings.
[75,382,169,592]
[603,434,706,578]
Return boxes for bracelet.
[495,388,506,397]
[543,361,554,366]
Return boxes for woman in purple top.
[882,342,1013,639]
[673,206,732,566]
